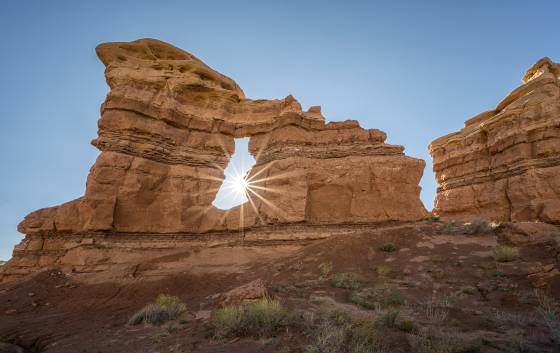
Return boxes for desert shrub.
[424,299,449,324]
[306,311,387,353]
[411,328,482,353]
[425,215,440,222]
[379,310,399,328]
[380,243,397,252]
[307,321,348,353]
[536,290,558,321]
[330,272,363,289]
[348,320,386,353]
[319,262,333,278]
[128,294,187,326]
[350,284,404,310]
[459,286,476,295]
[463,220,499,235]
[399,319,417,333]
[494,245,518,262]
[535,290,560,343]
[212,298,291,338]
[440,220,457,233]
[493,271,506,278]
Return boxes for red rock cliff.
[429,57,560,223]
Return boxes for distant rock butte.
[18,38,428,237]
[430,57,560,223]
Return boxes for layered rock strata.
[430,57,560,223]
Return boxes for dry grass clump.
[440,220,457,234]
[306,310,388,353]
[330,272,363,289]
[350,284,404,310]
[375,265,393,277]
[463,220,500,234]
[440,219,499,235]
[318,262,333,278]
[128,294,187,326]
[379,309,400,328]
[535,290,560,344]
[212,298,291,338]
[423,299,449,325]
[410,328,483,353]
[493,245,518,262]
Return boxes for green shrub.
[330,273,363,289]
[350,284,404,309]
[128,294,187,326]
[494,245,518,262]
[212,298,290,338]
[380,243,397,252]
[493,271,506,278]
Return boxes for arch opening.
[212,137,256,210]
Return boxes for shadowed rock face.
[17,38,427,238]
[430,57,560,223]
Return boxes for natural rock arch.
[17,38,428,237]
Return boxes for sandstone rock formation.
[430,57,560,223]
[3,39,427,281]
[18,38,427,236]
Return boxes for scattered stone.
[218,279,269,307]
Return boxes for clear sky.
[1,0,559,260]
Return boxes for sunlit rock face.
[17,38,427,237]
[429,57,560,223]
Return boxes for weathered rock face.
[429,57,560,223]
[496,222,560,289]
[17,38,427,239]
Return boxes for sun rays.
[198,137,304,233]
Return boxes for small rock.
[218,279,269,307]
[194,310,212,320]
[28,292,35,297]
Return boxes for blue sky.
[1,0,559,260]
